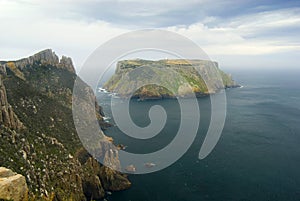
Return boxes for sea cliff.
[104,59,239,99]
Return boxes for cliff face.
[104,59,239,99]
[0,50,130,201]
[0,67,24,130]
[1,49,75,74]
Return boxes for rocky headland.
[0,50,130,201]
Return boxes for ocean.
[96,68,300,201]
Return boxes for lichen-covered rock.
[0,167,28,201]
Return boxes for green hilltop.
[104,59,239,99]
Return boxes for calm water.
[97,69,300,201]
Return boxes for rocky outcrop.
[2,49,75,74]
[5,49,59,70]
[99,166,131,191]
[82,174,105,200]
[58,56,75,73]
[76,148,131,199]
[0,167,28,201]
[0,65,6,75]
[0,71,24,130]
[104,59,239,99]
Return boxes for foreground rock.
[0,167,28,201]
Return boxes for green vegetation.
[1,68,84,200]
[104,59,238,99]
[0,51,130,201]
[6,62,25,80]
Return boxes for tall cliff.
[0,50,130,201]
[0,66,24,130]
[104,59,239,99]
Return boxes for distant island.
[103,59,239,99]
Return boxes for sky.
[0,0,300,70]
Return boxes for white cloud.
[0,1,129,69]
[168,8,300,57]
[0,0,299,69]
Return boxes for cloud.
[3,0,256,27]
[0,0,130,68]
[0,0,299,69]
[168,8,300,57]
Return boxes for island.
[103,59,239,99]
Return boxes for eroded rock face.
[99,166,131,191]
[2,49,75,74]
[0,167,28,201]
[76,148,131,196]
[7,49,59,70]
[58,56,75,73]
[0,74,24,130]
[0,65,6,75]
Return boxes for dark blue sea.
[97,69,300,201]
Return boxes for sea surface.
[97,68,300,201]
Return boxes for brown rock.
[2,49,75,73]
[0,167,15,177]
[99,166,131,191]
[0,167,28,201]
[58,56,75,73]
[0,65,6,76]
[82,175,105,200]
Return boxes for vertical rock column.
[0,65,24,130]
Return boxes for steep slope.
[104,59,239,99]
[0,50,130,201]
